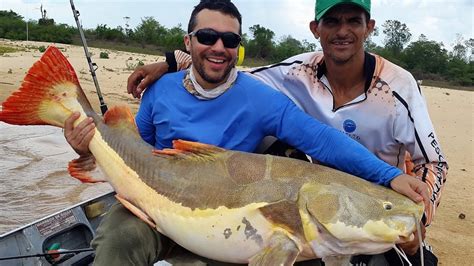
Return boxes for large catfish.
[0,46,423,265]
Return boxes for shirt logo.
[343,119,357,133]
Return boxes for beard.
[329,53,354,65]
[323,40,364,65]
[191,51,237,85]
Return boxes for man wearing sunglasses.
[65,0,431,265]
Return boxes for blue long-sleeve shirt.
[135,70,402,186]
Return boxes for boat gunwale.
[0,191,115,238]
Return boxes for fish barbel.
[0,46,423,265]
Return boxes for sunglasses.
[189,28,241,49]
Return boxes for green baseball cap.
[315,0,371,20]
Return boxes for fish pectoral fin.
[249,231,300,266]
[115,194,156,228]
[151,140,226,161]
[68,155,106,183]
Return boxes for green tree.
[302,39,318,52]
[0,10,22,20]
[0,10,27,40]
[272,36,317,62]
[445,58,473,86]
[444,35,473,85]
[450,34,468,62]
[382,20,411,55]
[95,24,126,42]
[403,34,448,78]
[246,24,275,59]
[451,43,467,61]
[162,24,186,51]
[240,33,250,47]
[364,27,380,52]
[273,35,304,61]
[133,17,166,47]
[28,22,75,43]
[465,38,474,62]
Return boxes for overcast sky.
[1,0,472,51]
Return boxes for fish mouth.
[397,234,414,243]
[386,215,418,242]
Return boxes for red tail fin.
[0,46,92,127]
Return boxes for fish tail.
[0,46,95,128]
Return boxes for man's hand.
[390,174,430,209]
[391,175,429,256]
[64,112,95,156]
[399,222,426,255]
[127,62,169,99]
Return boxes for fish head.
[299,181,424,256]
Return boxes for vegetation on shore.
[0,45,25,55]
[0,10,472,87]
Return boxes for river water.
[0,122,112,235]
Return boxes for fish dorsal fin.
[173,139,225,153]
[152,140,226,161]
[104,105,140,137]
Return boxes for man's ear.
[366,19,376,38]
[309,20,320,39]
[184,34,191,52]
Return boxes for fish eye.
[383,202,393,210]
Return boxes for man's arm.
[413,161,447,225]
[127,51,192,98]
[394,80,448,226]
[127,62,168,99]
[260,89,429,206]
[387,77,448,255]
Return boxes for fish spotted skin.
[0,46,424,264]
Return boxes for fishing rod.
[0,248,94,261]
[69,0,108,115]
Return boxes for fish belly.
[153,204,276,263]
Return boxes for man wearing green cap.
[127,0,446,265]
[316,0,371,20]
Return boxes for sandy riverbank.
[0,40,473,265]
